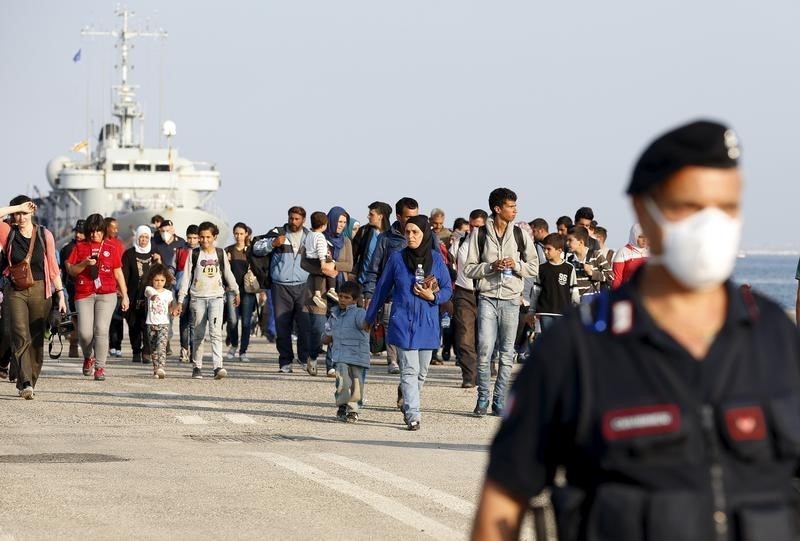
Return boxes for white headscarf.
[134,225,152,254]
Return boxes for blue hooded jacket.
[365,249,452,350]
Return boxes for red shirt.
[66,240,123,300]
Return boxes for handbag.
[243,268,260,293]
[369,321,386,355]
[8,226,37,290]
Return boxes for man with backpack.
[174,221,238,380]
[463,188,539,417]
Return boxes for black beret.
[73,219,86,231]
[627,120,740,195]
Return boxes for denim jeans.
[190,296,225,369]
[476,295,520,408]
[226,290,256,354]
[396,348,433,424]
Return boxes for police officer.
[471,120,800,540]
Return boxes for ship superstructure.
[41,8,227,245]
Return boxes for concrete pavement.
[0,335,510,541]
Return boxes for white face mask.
[161,231,173,243]
[644,196,742,291]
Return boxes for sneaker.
[131,352,142,364]
[407,420,420,431]
[430,358,444,366]
[326,368,336,378]
[226,346,236,360]
[94,367,106,381]
[312,292,326,309]
[491,403,503,417]
[68,344,80,358]
[442,350,451,361]
[0,368,8,381]
[326,289,339,303]
[388,361,400,374]
[155,367,166,379]
[239,353,250,363]
[114,349,123,358]
[213,367,227,380]
[266,334,277,344]
[166,344,173,357]
[191,367,203,379]
[82,357,95,376]
[336,405,347,422]
[19,384,34,400]
[179,347,190,363]
[306,360,317,376]
[108,348,117,357]
[346,411,359,423]
[279,365,293,374]
[461,379,476,389]
[142,353,151,364]
[473,399,489,417]
[396,385,404,411]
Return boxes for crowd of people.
[0,188,651,427]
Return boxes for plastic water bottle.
[502,263,513,280]
[441,312,451,329]
[415,264,425,285]
[324,320,332,335]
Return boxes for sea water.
[732,254,798,311]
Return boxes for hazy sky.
[2,1,799,251]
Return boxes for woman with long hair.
[224,222,257,363]
[364,215,453,430]
[0,196,66,398]
[66,213,129,381]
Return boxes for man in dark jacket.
[362,197,419,374]
[472,120,800,541]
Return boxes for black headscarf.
[402,215,434,275]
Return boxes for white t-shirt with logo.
[144,287,174,325]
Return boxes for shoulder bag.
[8,226,37,290]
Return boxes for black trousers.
[271,283,310,366]
[452,286,478,384]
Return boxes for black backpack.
[247,234,273,290]
[475,224,527,263]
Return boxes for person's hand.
[322,335,333,346]
[360,322,371,331]
[58,296,67,314]
[151,253,162,263]
[413,283,435,301]
[120,295,130,312]
[490,259,505,272]
[583,263,593,276]
[234,293,241,307]
[503,257,515,270]
[17,201,36,214]
[363,298,371,310]
[272,235,286,248]
[322,266,337,278]
[86,257,97,267]
[172,304,182,317]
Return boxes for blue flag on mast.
[72,49,81,63]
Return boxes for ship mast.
[82,8,167,148]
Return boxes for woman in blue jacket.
[364,215,453,430]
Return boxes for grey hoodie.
[463,217,539,300]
